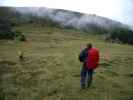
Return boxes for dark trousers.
[80,66,93,88]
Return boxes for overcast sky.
[0,0,133,26]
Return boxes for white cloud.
[0,0,4,4]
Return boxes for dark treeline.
[0,7,15,39]
[0,7,26,41]
[0,18,15,39]
[109,28,133,44]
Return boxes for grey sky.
[0,0,133,26]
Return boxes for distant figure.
[18,51,24,61]
[79,43,99,89]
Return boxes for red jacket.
[85,48,99,69]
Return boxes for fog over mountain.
[0,7,133,44]
[12,7,130,31]
[1,0,133,27]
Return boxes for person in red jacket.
[79,43,99,89]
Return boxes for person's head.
[87,43,92,49]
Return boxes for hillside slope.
[1,7,133,44]
[0,25,133,100]
[12,7,129,31]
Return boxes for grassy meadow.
[0,24,133,100]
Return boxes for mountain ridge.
[10,7,130,31]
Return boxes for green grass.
[0,24,133,100]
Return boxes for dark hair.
[87,43,92,49]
